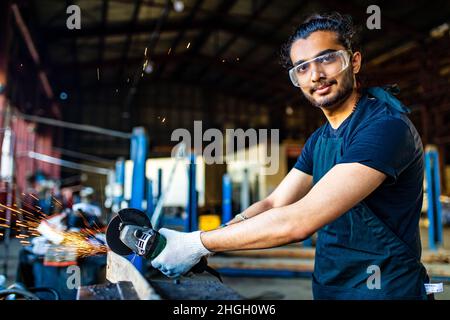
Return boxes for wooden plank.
[220,247,450,264]
[219,247,315,259]
[424,263,450,278]
[422,250,450,264]
[208,257,315,272]
[106,251,161,300]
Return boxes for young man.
[150,13,431,300]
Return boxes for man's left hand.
[151,228,212,278]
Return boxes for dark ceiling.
[7,0,450,159]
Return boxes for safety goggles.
[289,50,351,88]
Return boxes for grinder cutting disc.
[106,215,133,255]
[106,208,153,256]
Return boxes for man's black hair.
[280,12,359,69]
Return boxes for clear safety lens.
[289,50,351,88]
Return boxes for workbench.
[77,252,243,300]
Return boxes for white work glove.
[150,228,212,278]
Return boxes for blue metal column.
[156,168,163,203]
[222,174,233,224]
[146,178,154,218]
[129,127,148,271]
[114,158,125,210]
[186,154,198,232]
[130,127,147,209]
[425,148,443,251]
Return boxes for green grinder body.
[148,232,167,260]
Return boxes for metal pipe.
[53,147,113,163]
[26,151,111,175]
[18,112,132,139]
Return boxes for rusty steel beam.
[11,3,61,118]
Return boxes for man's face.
[289,31,361,109]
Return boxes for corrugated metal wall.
[8,114,60,192]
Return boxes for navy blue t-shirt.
[294,92,424,252]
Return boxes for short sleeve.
[294,131,320,175]
[338,117,416,182]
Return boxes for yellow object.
[199,214,221,231]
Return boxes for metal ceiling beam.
[64,0,82,150]
[168,0,239,79]
[42,16,242,39]
[76,78,274,110]
[96,0,109,121]
[98,0,108,66]
[194,0,273,81]
[217,0,308,102]
[121,0,171,131]
[43,4,285,43]
[110,0,278,24]
[153,0,204,80]
[56,52,293,95]
[116,0,143,85]
[11,3,62,118]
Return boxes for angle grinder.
[106,208,221,281]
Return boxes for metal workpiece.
[78,251,242,300]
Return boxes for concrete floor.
[1,227,450,300]
[223,276,313,300]
[223,276,450,300]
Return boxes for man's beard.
[303,69,354,109]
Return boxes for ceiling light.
[173,1,184,12]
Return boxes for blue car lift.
[222,173,233,224]
[425,147,443,251]
[112,127,150,271]
[113,158,125,210]
[126,127,149,272]
[149,151,199,233]
[186,154,198,232]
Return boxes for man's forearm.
[201,204,306,252]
